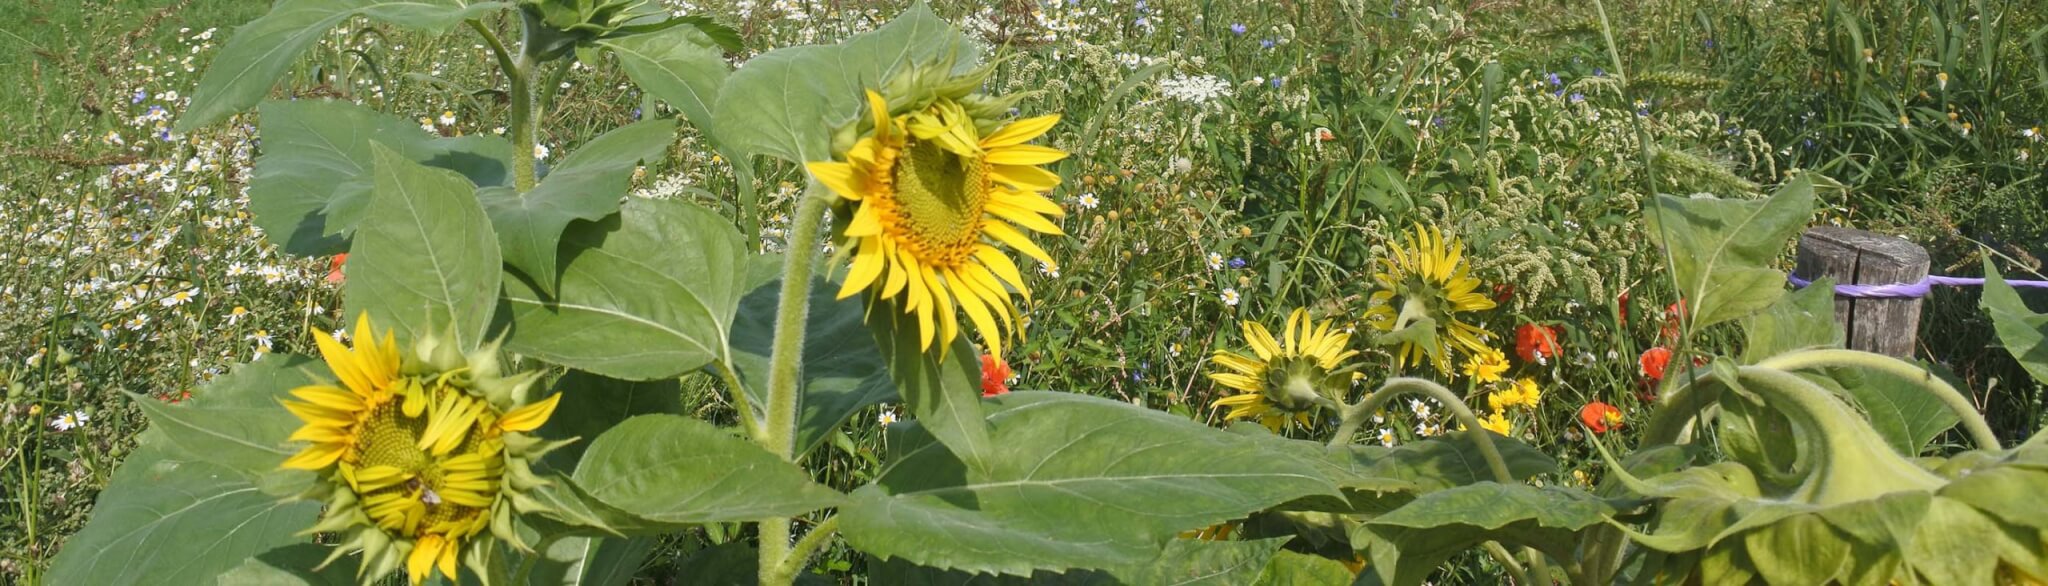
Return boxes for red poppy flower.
[1514,323,1562,364]
[327,253,349,284]
[1639,346,1673,382]
[980,354,1013,397]
[1657,299,1687,341]
[1579,402,1623,434]
[1493,283,1516,304]
[1616,290,1631,322]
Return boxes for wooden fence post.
[1792,227,1930,357]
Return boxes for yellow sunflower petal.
[992,187,1066,217]
[806,162,865,201]
[281,442,344,470]
[500,392,564,433]
[983,221,1056,267]
[990,164,1062,192]
[984,144,1068,166]
[838,238,887,299]
[981,114,1060,147]
[985,200,1064,235]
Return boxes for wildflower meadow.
[3,0,2047,584]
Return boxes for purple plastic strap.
[1788,274,2048,298]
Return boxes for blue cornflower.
[1546,72,1561,87]
[131,89,148,104]
[1230,23,1246,35]
[1593,67,1605,77]
[1261,39,1276,49]
[1569,93,1584,104]
[1269,76,1284,88]
[1229,257,1247,269]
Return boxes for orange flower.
[1657,299,1687,341]
[1579,402,1623,434]
[327,253,348,284]
[1639,347,1673,382]
[980,354,1013,397]
[1514,323,1562,364]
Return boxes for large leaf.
[130,355,325,479]
[571,414,843,523]
[534,371,685,471]
[520,535,658,586]
[1355,483,1613,586]
[1645,176,1816,330]
[249,100,513,255]
[601,27,727,136]
[1982,258,2048,386]
[484,118,677,293]
[501,197,747,379]
[840,392,1340,577]
[1807,364,1961,456]
[710,3,977,163]
[1256,550,1356,586]
[730,275,896,458]
[345,144,502,350]
[872,304,992,472]
[178,0,509,132]
[866,538,1289,585]
[45,445,320,585]
[216,544,356,586]
[1740,276,1841,364]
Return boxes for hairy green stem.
[1332,378,1511,482]
[1759,349,2002,449]
[1332,378,1566,584]
[757,182,830,586]
[773,515,841,580]
[468,19,535,192]
[1479,541,1533,586]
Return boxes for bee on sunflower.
[806,64,1067,360]
[279,314,567,585]
[1208,308,1359,431]
[1363,225,1497,373]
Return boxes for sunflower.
[281,314,565,585]
[808,88,1066,360]
[1209,308,1359,431]
[1363,224,1496,373]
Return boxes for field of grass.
[2,0,2045,583]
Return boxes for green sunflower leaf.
[1645,176,1815,331]
[127,355,326,480]
[533,371,686,472]
[573,414,844,523]
[1981,258,2048,386]
[839,392,1340,577]
[249,99,513,256]
[517,535,659,586]
[500,197,747,380]
[1354,483,1613,586]
[45,444,320,585]
[483,117,676,294]
[711,2,977,163]
[729,275,896,459]
[346,143,503,351]
[178,0,510,132]
[1256,550,1358,586]
[216,544,357,586]
[870,304,992,473]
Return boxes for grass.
[0,0,2043,583]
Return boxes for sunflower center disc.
[352,382,491,533]
[890,138,989,266]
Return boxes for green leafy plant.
[38,2,2048,585]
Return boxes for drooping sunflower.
[1363,224,1497,373]
[281,314,565,585]
[807,84,1067,360]
[1209,308,1358,431]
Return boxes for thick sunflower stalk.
[279,314,566,584]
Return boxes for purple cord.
[1788,274,2048,298]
